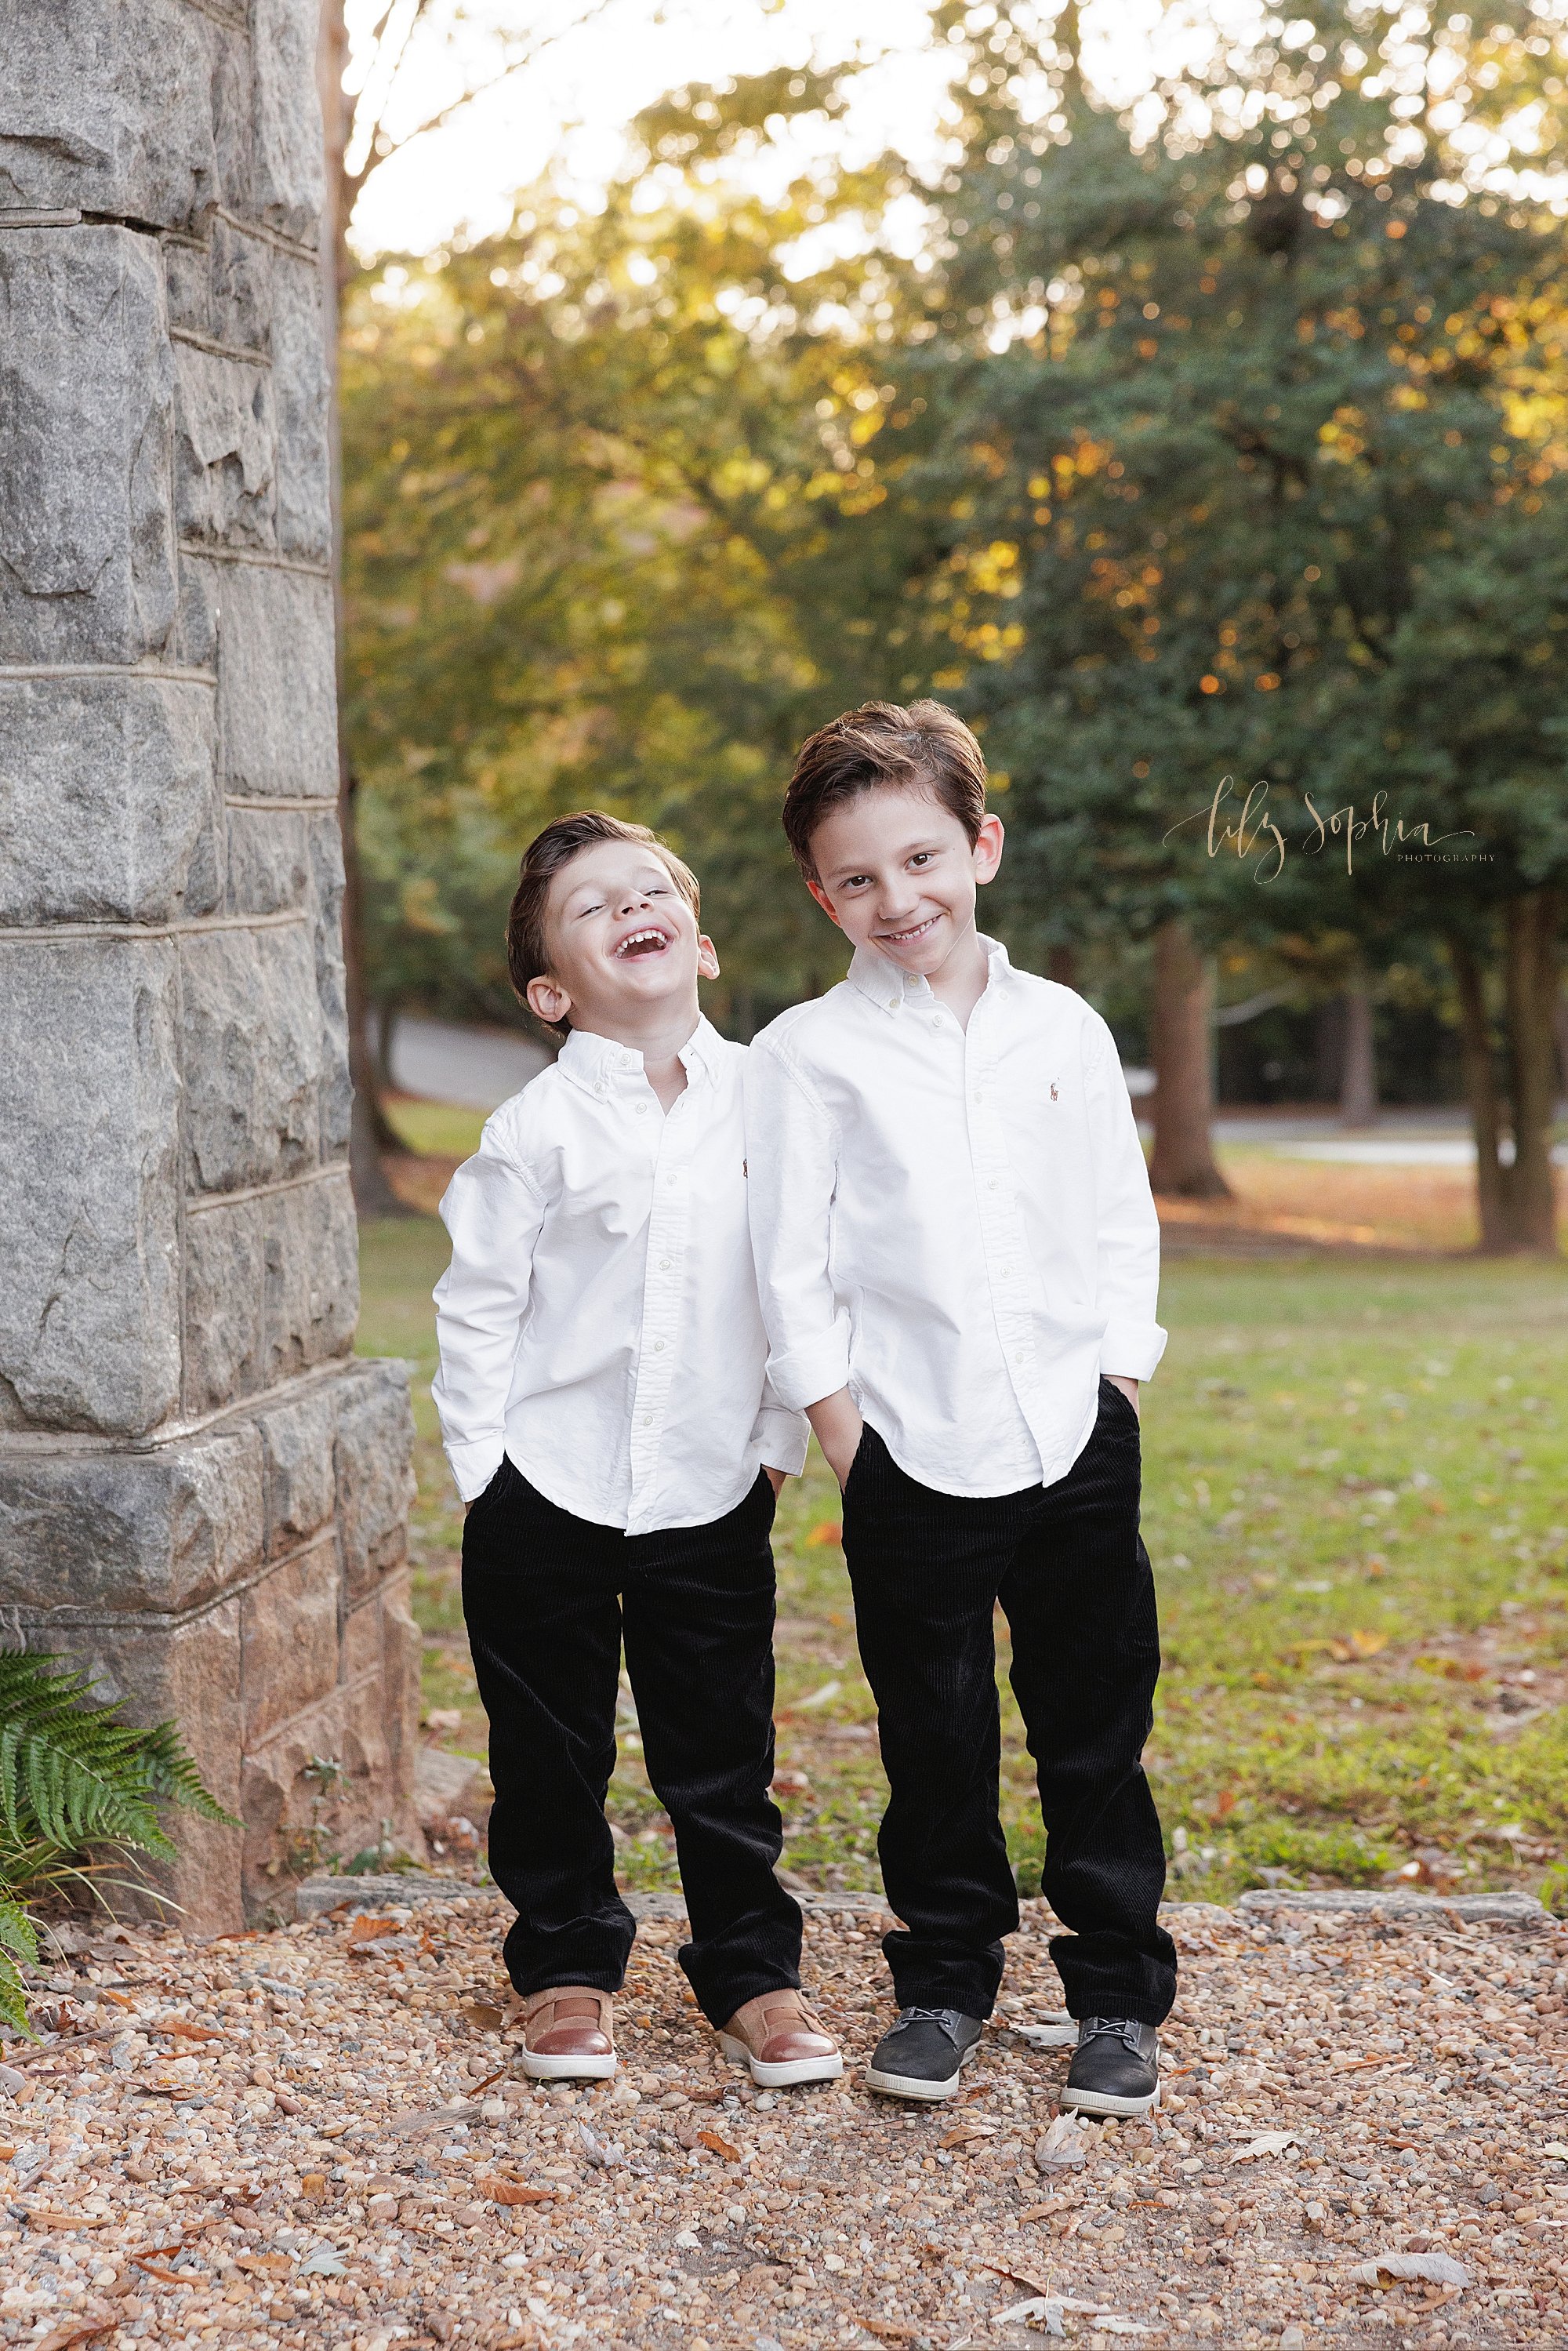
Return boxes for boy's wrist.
[1104,1373,1140,1417]
[806,1388,865,1489]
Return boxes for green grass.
[382,1098,488,1158]
[358,1214,1568,1906]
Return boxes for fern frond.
[0,1652,236,1884]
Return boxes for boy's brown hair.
[782,699,988,879]
[506,810,699,1037]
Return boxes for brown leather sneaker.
[717,1989,844,2088]
[520,1986,617,2081]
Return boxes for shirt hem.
[509,1444,766,1535]
[868,1386,1102,1500]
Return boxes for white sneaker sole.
[518,2048,618,2082]
[1058,2078,1160,2118]
[717,2032,844,2088]
[864,2043,978,2102]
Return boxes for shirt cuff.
[445,1438,506,1506]
[1100,1321,1169,1383]
[766,1323,853,1413]
[753,1405,811,1479]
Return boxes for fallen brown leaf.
[697,2128,742,2161]
[24,2211,113,2230]
[35,2321,114,2351]
[858,2323,919,2342]
[978,2255,1055,2297]
[161,2017,221,2043]
[235,2252,294,2277]
[477,2176,557,2206]
[348,1915,400,1945]
[461,1999,506,2029]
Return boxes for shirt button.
[636,1102,648,1115]
[988,1178,999,1190]
[887,997,898,1009]
[641,1415,654,1427]
[659,1258,672,1271]
[1014,1351,1027,1364]
[653,1340,666,1353]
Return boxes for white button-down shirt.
[744,937,1167,1498]
[432,1018,808,1533]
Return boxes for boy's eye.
[909,852,934,868]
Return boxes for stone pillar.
[0,0,419,1930]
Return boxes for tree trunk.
[318,0,406,1215]
[1448,933,1511,1252]
[1148,918,1232,1199]
[1339,963,1377,1129]
[1501,887,1562,1253]
[1047,943,1077,990]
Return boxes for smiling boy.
[433,810,841,2089]
[745,703,1175,2113]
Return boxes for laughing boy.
[433,810,841,2091]
[746,702,1175,2114]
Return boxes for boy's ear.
[805,878,843,929]
[974,812,1005,885]
[526,972,572,1028]
[697,932,720,981]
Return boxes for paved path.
[384,1016,550,1112]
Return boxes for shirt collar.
[557,1014,721,1096]
[846,932,1013,1015]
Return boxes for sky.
[343,0,1568,260]
[344,0,948,258]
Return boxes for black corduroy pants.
[461,1456,803,2027]
[842,1378,1177,2026]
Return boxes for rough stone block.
[305,810,353,1157]
[258,1379,339,1552]
[0,227,176,663]
[209,557,338,799]
[262,1172,359,1386]
[342,1588,383,1687]
[180,921,324,1193]
[172,543,221,671]
[182,1197,263,1417]
[0,938,180,1436]
[174,340,275,550]
[210,216,274,354]
[0,1426,263,1617]
[336,1362,416,1598]
[241,1532,342,1744]
[27,1598,247,1937]
[0,0,218,231]
[0,675,220,926]
[250,0,326,242]
[270,253,331,563]
[226,805,309,916]
[209,16,256,224]
[380,1572,423,1789]
[241,1686,355,1915]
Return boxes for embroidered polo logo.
[1050,1081,1059,1102]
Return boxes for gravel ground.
[4,1891,1567,2350]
